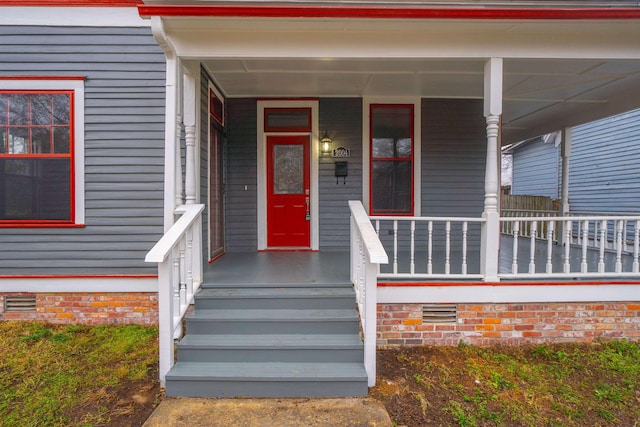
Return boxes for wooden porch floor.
[204,237,637,285]
[203,251,351,285]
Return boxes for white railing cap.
[145,204,205,263]
[349,200,389,265]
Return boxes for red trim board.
[378,280,640,287]
[138,5,640,20]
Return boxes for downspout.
[151,16,180,232]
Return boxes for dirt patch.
[64,365,161,427]
[371,343,640,427]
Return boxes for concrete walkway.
[144,397,392,427]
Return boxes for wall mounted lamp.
[320,131,333,155]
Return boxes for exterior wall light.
[320,131,333,155]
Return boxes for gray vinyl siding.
[225,98,258,252]
[569,108,640,214]
[0,26,165,275]
[319,98,363,250]
[511,138,560,198]
[421,99,485,262]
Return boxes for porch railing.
[370,215,485,280]
[145,203,204,387]
[349,201,388,387]
[499,215,640,279]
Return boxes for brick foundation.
[378,302,640,346]
[0,292,158,325]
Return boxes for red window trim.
[264,107,312,133]
[0,89,76,226]
[209,88,224,125]
[369,103,415,216]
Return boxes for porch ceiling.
[204,57,640,144]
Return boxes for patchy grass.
[371,341,640,427]
[0,321,160,427]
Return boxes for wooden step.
[194,287,356,310]
[177,334,364,363]
[165,362,368,398]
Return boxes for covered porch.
[141,3,640,395]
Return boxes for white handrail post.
[364,260,377,387]
[481,58,502,282]
[157,259,174,388]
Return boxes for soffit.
[157,15,640,144]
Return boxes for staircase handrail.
[349,200,388,387]
[146,203,204,387]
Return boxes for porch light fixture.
[320,131,333,155]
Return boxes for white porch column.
[560,127,572,246]
[481,58,503,282]
[151,17,180,231]
[182,69,197,205]
[560,127,571,217]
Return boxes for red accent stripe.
[0,274,157,279]
[378,280,640,287]
[0,76,86,81]
[138,5,640,20]
[1,1,140,6]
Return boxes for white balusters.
[581,220,589,273]
[410,220,415,275]
[598,220,606,273]
[546,221,554,274]
[634,221,639,273]
[445,221,451,275]
[462,221,468,275]
[511,221,519,274]
[529,220,537,274]
[393,220,398,275]
[615,220,623,273]
[564,220,572,274]
[427,221,433,275]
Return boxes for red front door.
[267,135,310,248]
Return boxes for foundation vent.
[422,304,457,323]
[4,295,37,313]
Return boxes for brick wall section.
[378,302,640,346]
[0,293,158,325]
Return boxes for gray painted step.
[165,362,368,398]
[194,287,356,310]
[201,281,353,289]
[185,309,360,335]
[177,334,364,363]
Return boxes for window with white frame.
[0,79,84,226]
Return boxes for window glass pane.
[31,128,51,153]
[371,105,412,158]
[273,144,304,194]
[0,130,6,154]
[0,158,71,220]
[52,94,70,125]
[371,160,412,214]
[266,109,311,131]
[31,94,53,125]
[53,127,70,153]
[0,95,6,126]
[8,95,29,125]
[8,127,28,154]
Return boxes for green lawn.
[0,321,159,427]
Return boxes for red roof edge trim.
[138,5,640,20]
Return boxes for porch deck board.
[203,251,350,286]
